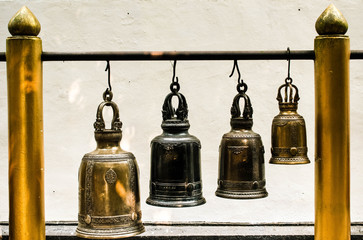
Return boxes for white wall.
[0,0,362,223]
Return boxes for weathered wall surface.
[0,0,362,223]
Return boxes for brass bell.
[269,80,310,164]
[77,90,144,239]
[146,78,206,207]
[216,85,268,199]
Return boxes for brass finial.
[315,4,348,35]
[8,6,41,36]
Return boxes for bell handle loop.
[231,93,253,119]
[180,93,188,113]
[276,82,300,103]
[162,92,188,121]
[94,100,122,131]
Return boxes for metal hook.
[230,60,247,93]
[172,60,179,83]
[229,60,242,84]
[286,47,292,83]
[105,60,112,92]
[170,60,180,93]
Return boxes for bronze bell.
[146,81,206,207]
[216,88,268,199]
[270,81,310,164]
[77,91,144,239]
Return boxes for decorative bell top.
[276,81,300,112]
[161,81,190,132]
[93,90,123,145]
[230,91,253,130]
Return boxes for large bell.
[77,91,144,239]
[146,82,206,207]
[270,81,310,164]
[216,90,268,199]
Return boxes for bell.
[146,82,206,207]
[270,81,310,164]
[77,91,144,239]
[216,90,268,199]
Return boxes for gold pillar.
[314,4,350,240]
[6,6,44,240]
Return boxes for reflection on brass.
[270,82,310,164]
[315,4,350,240]
[147,81,206,207]
[216,92,267,199]
[7,6,44,240]
[77,91,144,239]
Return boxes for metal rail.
[0,50,316,62]
[0,50,363,62]
[40,50,315,61]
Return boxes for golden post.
[314,4,350,240]
[6,6,44,240]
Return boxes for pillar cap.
[8,6,41,36]
[315,4,348,35]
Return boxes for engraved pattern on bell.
[270,82,310,165]
[77,94,144,239]
[216,92,268,199]
[147,85,206,207]
[85,161,94,216]
[105,169,117,184]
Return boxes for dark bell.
[77,91,144,239]
[270,82,310,164]
[147,83,206,207]
[216,92,268,199]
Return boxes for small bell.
[216,83,268,199]
[146,77,206,207]
[77,90,144,239]
[270,80,310,165]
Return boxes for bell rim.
[161,119,190,131]
[76,223,145,239]
[230,118,253,129]
[278,102,298,111]
[146,196,206,208]
[215,189,268,199]
[82,152,135,161]
[94,130,122,143]
[269,157,310,165]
